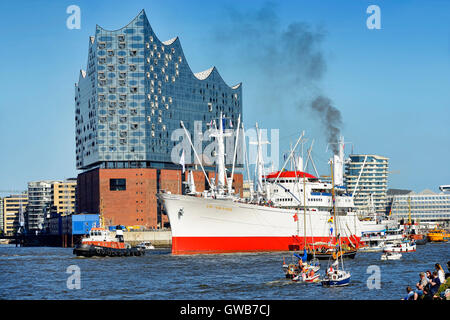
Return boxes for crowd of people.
[402,261,450,300]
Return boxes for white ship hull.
[158,193,365,254]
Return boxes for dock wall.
[114,230,172,248]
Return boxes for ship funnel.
[297,156,304,172]
[188,170,196,194]
[332,136,345,186]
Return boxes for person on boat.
[298,259,306,274]
[435,263,445,284]
[308,268,315,278]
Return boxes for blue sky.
[0,0,449,193]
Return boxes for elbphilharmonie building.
[75,10,242,170]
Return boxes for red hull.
[171,236,362,255]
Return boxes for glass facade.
[75,10,242,170]
[345,154,389,216]
[389,193,450,222]
[26,181,56,232]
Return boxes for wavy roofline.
[96,9,146,33]
[162,36,178,45]
[194,66,215,80]
[93,9,241,90]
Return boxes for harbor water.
[0,243,448,300]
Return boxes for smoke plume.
[213,2,343,154]
[311,96,342,154]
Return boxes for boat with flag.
[321,260,351,287]
[320,160,352,287]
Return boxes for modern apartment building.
[345,154,389,217]
[26,181,57,232]
[51,179,77,216]
[75,10,243,229]
[2,193,28,235]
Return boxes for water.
[0,243,448,300]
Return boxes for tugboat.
[73,226,145,257]
[73,204,144,257]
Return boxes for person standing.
[434,262,450,300]
[435,263,445,284]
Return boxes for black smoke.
[213,2,342,154]
[311,96,342,154]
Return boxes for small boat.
[282,252,320,279]
[427,228,450,242]
[292,272,321,283]
[307,246,357,260]
[73,226,144,257]
[380,251,402,260]
[321,261,351,287]
[383,239,416,253]
[359,242,385,252]
[136,241,155,250]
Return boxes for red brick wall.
[77,168,159,229]
[76,169,99,214]
[159,169,182,227]
[232,173,244,198]
[98,168,158,228]
[189,170,207,193]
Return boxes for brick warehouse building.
[75,10,243,229]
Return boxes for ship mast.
[408,196,412,225]
[210,112,227,192]
[228,114,241,195]
[303,173,307,250]
[254,123,265,199]
[331,159,345,269]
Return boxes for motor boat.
[380,251,402,260]
[136,241,155,250]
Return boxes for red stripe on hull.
[172,236,362,255]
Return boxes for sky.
[0,0,449,193]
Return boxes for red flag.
[293,213,298,222]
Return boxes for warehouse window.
[110,179,126,191]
